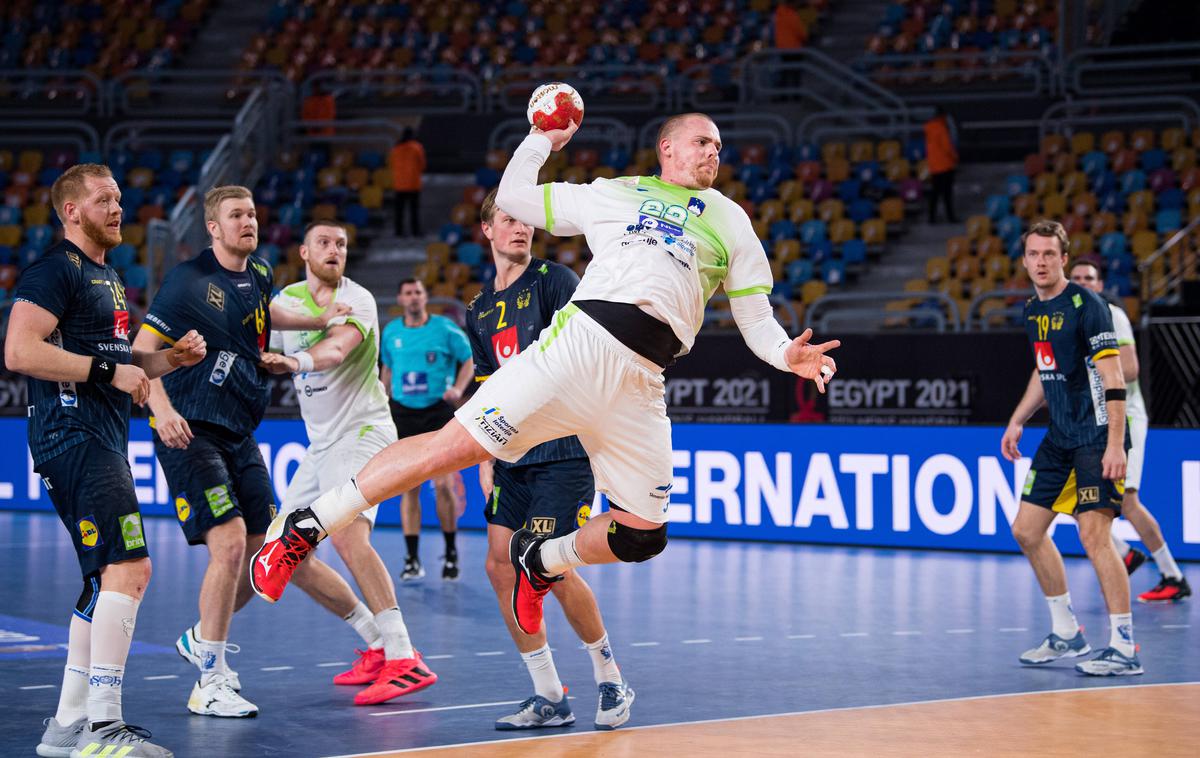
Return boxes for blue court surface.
[2,510,1196,756]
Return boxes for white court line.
[681,639,711,644]
[144,675,178,681]
[630,642,659,647]
[946,629,976,634]
[19,684,55,690]
[261,666,293,671]
[893,631,922,636]
[840,632,869,637]
[424,654,455,660]
[317,662,350,667]
[787,634,816,639]
[474,651,505,657]
[327,681,1200,756]
[1162,624,1191,629]
[735,636,763,642]
[998,627,1028,632]
[368,695,576,718]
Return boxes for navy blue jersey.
[466,258,587,466]
[1023,282,1120,449]
[143,248,273,436]
[14,240,134,466]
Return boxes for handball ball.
[527,82,584,131]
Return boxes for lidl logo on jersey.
[175,496,191,522]
[575,501,591,528]
[637,199,689,237]
[401,371,428,396]
[119,513,145,550]
[492,326,520,365]
[1034,341,1057,371]
[77,516,101,550]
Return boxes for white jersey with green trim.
[542,170,772,354]
[270,277,393,449]
[1108,303,1147,421]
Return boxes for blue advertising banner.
[0,419,1196,560]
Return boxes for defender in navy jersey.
[7,164,205,757]
[1001,220,1141,677]
[467,190,634,730]
[132,185,335,718]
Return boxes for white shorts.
[281,421,397,525]
[455,304,673,523]
[1125,413,1148,491]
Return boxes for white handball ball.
[527,82,585,131]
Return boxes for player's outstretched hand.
[156,406,193,449]
[531,118,579,152]
[1001,423,1023,461]
[784,328,840,394]
[259,351,298,375]
[113,364,151,406]
[443,386,463,406]
[1102,444,1127,482]
[169,329,207,368]
[319,302,352,327]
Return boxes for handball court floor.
[2,511,1197,757]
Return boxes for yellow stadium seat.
[1130,129,1155,152]
[825,158,850,183]
[311,203,337,221]
[1061,171,1087,197]
[1123,211,1149,235]
[861,218,886,247]
[1070,232,1094,256]
[850,141,874,162]
[789,199,814,223]
[774,239,801,262]
[1100,130,1125,154]
[817,199,844,222]
[1127,190,1155,215]
[821,142,847,164]
[904,278,930,292]
[946,236,971,259]
[344,167,369,190]
[431,282,458,299]
[0,225,20,246]
[461,281,483,304]
[450,203,474,226]
[800,279,827,304]
[1069,132,1095,155]
[1033,172,1058,197]
[17,150,43,173]
[880,197,904,224]
[1161,128,1186,151]
[1172,148,1196,172]
[359,185,383,210]
[1042,193,1067,217]
[776,180,801,204]
[758,199,785,223]
[371,167,392,188]
[23,204,50,226]
[1072,191,1099,217]
[426,242,451,265]
[984,254,1010,280]
[1013,194,1038,219]
[965,215,991,241]
[977,236,1003,258]
[122,223,145,248]
[1039,134,1066,155]
[885,159,911,182]
[926,256,950,282]
[1051,152,1076,176]
[877,140,901,162]
[1132,230,1159,259]
[829,219,855,244]
[0,150,11,171]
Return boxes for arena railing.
[852,49,1056,102]
[703,295,800,335]
[807,291,962,333]
[796,108,922,146]
[740,48,910,115]
[488,116,634,154]
[487,65,674,114]
[0,69,104,116]
[106,69,293,117]
[1138,216,1200,315]
[302,68,482,116]
[0,120,100,154]
[637,112,792,152]
[965,290,1034,332]
[1039,96,1200,144]
[1065,42,1200,98]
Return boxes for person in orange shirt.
[389,127,426,237]
[301,83,336,138]
[774,0,808,49]
[925,106,959,224]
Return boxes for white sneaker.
[187,675,258,718]
[176,625,241,691]
[1075,646,1144,676]
[1018,630,1091,665]
[594,680,634,730]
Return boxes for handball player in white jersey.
[251,113,842,639]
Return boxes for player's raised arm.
[496,121,581,235]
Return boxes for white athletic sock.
[1046,592,1079,639]
[375,607,415,660]
[88,591,139,724]
[584,633,622,685]
[343,601,383,649]
[1110,612,1135,657]
[1111,533,1131,556]
[539,532,587,575]
[55,613,91,724]
[195,634,228,686]
[1152,545,1183,580]
[310,478,370,536]
[521,644,564,702]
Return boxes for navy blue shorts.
[36,438,149,578]
[1023,437,1126,517]
[155,422,276,545]
[485,458,595,538]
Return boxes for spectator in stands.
[774,0,808,49]
[924,106,959,224]
[301,82,336,138]
[389,127,427,238]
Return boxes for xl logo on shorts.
[78,516,101,550]
[206,485,234,518]
[1077,486,1099,505]
[530,517,556,535]
[474,406,516,446]
[119,513,145,550]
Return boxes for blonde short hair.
[1021,218,1070,255]
[50,163,114,223]
[480,188,499,225]
[204,185,254,223]
[655,112,716,161]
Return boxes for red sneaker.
[333,648,385,685]
[509,528,561,636]
[353,653,438,705]
[1138,575,1192,603]
[250,507,324,603]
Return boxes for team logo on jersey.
[175,496,191,522]
[206,282,225,311]
[529,517,556,535]
[687,196,706,216]
[67,251,81,268]
[492,325,520,365]
[516,290,531,309]
[78,516,101,550]
[426,351,437,364]
[119,513,145,550]
[1034,341,1057,371]
[1050,312,1064,331]
[401,371,428,396]
[112,310,129,341]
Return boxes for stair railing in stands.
[1138,216,1200,318]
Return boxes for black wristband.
[1104,388,1126,402]
[88,356,116,384]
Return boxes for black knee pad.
[607,520,668,563]
[74,573,101,621]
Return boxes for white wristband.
[293,351,314,373]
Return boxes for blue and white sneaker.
[494,692,575,730]
[1075,647,1144,676]
[594,680,635,730]
[1018,630,1091,665]
[176,625,241,691]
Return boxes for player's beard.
[81,214,121,250]
[314,262,343,286]
[691,163,717,190]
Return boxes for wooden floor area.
[356,683,1200,757]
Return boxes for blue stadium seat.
[109,243,136,269]
[997,215,1023,244]
[0,207,19,225]
[278,204,304,227]
[123,264,148,289]
[259,243,281,266]
[1099,190,1125,214]
[474,167,500,188]
[808,239,833,263]
[342,203,369,227]
[837,179,862,203]
[1098,232,1126,258]
[769,219,797,242]
[26,225,53,250]
[1158,188,1185,210]
[1005,174,1030,196]
[438,223,464,245]
[842,239,867,265]
[1155,208,1182,233]
[356,151,384,170]
[1081,151,1107,177]
[1140,149,1167,172]
[800,219,827,244]
[985,194,1010,221]
[1119,170,1146,194]
[786,259,813,285]
[847,199,875,224]
[822,259,846,285]
[456,242,484,267]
